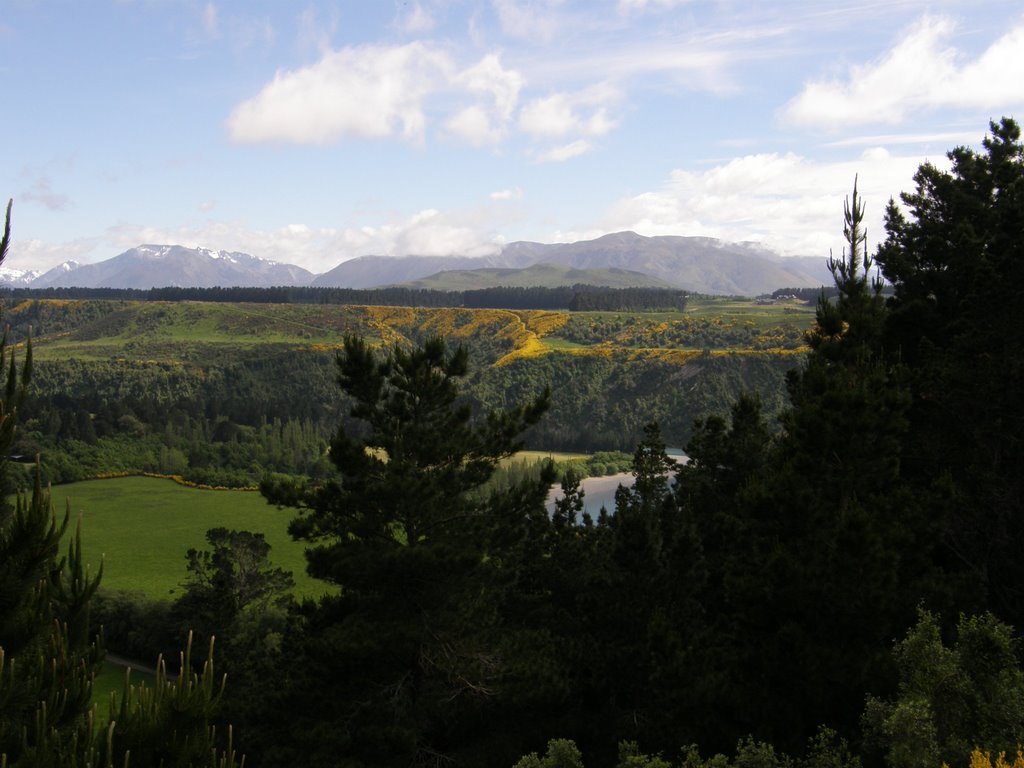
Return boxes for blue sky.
[2,0,1022,275]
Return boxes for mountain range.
[4,233,833,296]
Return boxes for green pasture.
[51,476,326,600]
[564,296,814,329]
[684,295,816,328]
[26,301,357,362]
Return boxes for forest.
[0,284,688,313]
[2,291,805,487]
[0,118,1022,767]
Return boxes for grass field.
[684,296,816,327]
[503,450,588,466]
[52,476,327,600]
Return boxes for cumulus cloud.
[595,147,942,258]
[782,15,1024,129]
[490,187,523,200]
[446,105,504,146]
[457,53,523,120]
[366,208,504,258]
[517,83,619,161]
[518,84,619,139]
[227,42,453,144]
[445,54,524,145]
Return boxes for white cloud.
[518,83,619,139]
[7,237,100,273]
[493,0,565,43]
[596,147,944,258]
[518,83,618,161]
[445,53,524,145]
[782,15,1024,129]
[457,53,523,120]
[535,139,593,163]
[227,43,453,144]
[446,105,504,146]
[490,188,522,200]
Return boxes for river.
[545,453,689,517]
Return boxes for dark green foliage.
[1,284,685,312]
[863,610,1024,768]
[513,728,862,768]
[667,180,927,752]
[251,335,550,766]
[874,117,1024,624]
[104,634,240,768]
[179,528,294,620]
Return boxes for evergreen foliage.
[874,117,1024,624]
[254,335,550,765]
[2,284,687,313]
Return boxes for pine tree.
[255,335,549,766]
[668,181,930,752]
[874,118,1024,624]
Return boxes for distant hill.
[29,245,314,289]
[398,263,675,291]
[12,232,832,295]
[499,232,831,295]
[314,232,831,296]
[311,254,518,289]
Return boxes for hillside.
[8,297,814,487]
[313,232,830,295]
[397,262,675,291]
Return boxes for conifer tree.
[874,117,1024,624]
[669,181,929,752]
[256,335,550,766]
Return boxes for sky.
[2,0,1023,276]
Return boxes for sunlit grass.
[53,476,327,601]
